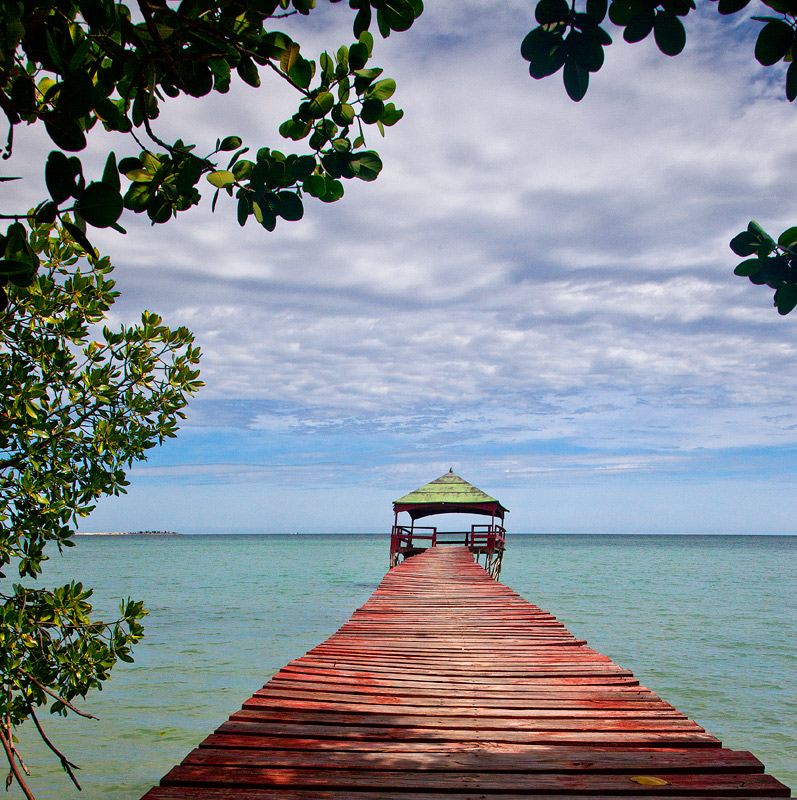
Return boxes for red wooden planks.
[140,546,791,799]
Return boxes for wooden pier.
[141,546,790,799]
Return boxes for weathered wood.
[159,766,787,794]
[230,708,702,731]
[184,746,764,772]
[139,546,791,799]
[143,791,790,800]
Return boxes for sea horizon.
[10,532,794,799]
[75,530,797,536]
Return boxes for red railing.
[390,523,505,566]
[468,523,506,553]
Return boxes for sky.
[13,1,797,534]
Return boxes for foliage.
[731,221,797,314]
[521,0,797,313]
[0,0,424,306]
[0,219,202,797]
[0,2,427,793]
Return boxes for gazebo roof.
[393,469,508,520]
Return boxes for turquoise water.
[7,534,795,798]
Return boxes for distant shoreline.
[75,531,181,536]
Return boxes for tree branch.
[136,0,189,93]
[29,707,82,790]
[0,725,34,800]
[20,671,99,719]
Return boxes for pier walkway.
[141,546,790,799]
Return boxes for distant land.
[75,530,181,536]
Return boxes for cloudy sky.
[19,0,797,534]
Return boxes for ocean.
[7,533,795,798]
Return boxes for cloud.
[9,2,795,530]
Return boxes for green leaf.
[586,0,608,23]
[289,58,315,90]
[257,199,277,231]
[748,220,776,250]
[567,30,605,72]
[0,259,36,275]
[102,152,121,193]
[237,57,260,87]
[34,200,58,224]
[118,157,143,174]
[349,42,369,70]
[349,151,383,181]
[774,284,797,315]
[380,103,404,126]
[125,169,154,182]
[754,20,794,66]
[125,182,153,212]
[206,170,236,188]
[733,258,763,276]
[275,191,304,221]
[232,160,255,180]
[777,226,797,249]
[717,0,750,13]
[74,182,124,228]
[761,0,792,11]
[730,230,759,256]
[536,0,571,24]
[608,0,634,26]
[10,74,35,114]
[332,102,356,125]
[237,196,249,226]
[303,174,344,202]
[354,67,384,79]
[378,0,419,32]
[279,116,312,141]
[55,70,94,117]
[178,62,214,97]
[653,11,686,56]
[220,136,243,151]
[43,115,87,152]
[357,31,374,51]
[360,98,384,123]
[290,155,317,180]
[306,91,335,119]
[302,174,325,197]
[208,57,231,83]
[281,42,301,74]
[45,151,76,204]
[786,61,797,102]
[353,7,372,40]
[62,220,95,252]
[623,8,656,43]
[332,137,351,152]
[563,58,589,101]
[521,28,567,79]
[367,79,396,101]
[147,195,173,224]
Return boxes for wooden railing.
[390,523,505,567]
[468,524,506,553]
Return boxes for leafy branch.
[521,0,797,312]
[0,0,424,310]
[0,220,201,794]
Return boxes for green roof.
[394,469,503,508]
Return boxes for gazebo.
[389,469,508,578]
